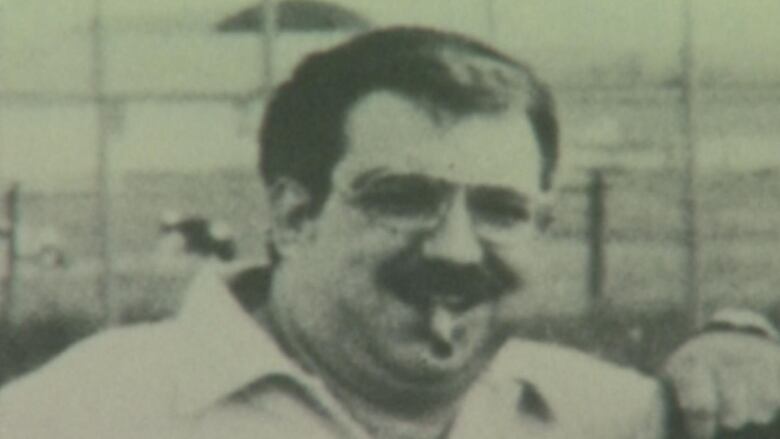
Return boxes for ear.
[268,177,314,256]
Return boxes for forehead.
[333,92,541,192]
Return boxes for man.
[1,27,779,439]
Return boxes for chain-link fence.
[2,0,779,379]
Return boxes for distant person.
[1,27,780,439]
[156,211,236,263]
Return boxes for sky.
[3,0,780,84]
[1,0,779,190]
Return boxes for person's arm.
[662,309,780,439]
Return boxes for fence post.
[680,0,701,329]
[260,0,277,95]
[586,169,607,302]
[1,183,19,325]
[92,0,115,325]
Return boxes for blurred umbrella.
[216,0,371,33]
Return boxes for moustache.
[375,246,521,312]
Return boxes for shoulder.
[492,339,657,388]
[488,340,665,438]
[0,322,180,436]
[2,320,178,388]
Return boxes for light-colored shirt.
[0,263,665,439]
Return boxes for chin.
[373,343,486,393]
[338,338,498,412]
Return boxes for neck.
[332,387,460,439]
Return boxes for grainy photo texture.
[1,1,780,438]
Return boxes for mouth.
[364,289,507,389]
[378,270,510,360]
[426,304,465,359]
[430,339,453,358]
[386,289,480,362]
[372,247,520,367]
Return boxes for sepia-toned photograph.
[1,1,779,438]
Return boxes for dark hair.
[259,26,558,216]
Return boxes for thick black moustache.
[375,245,520,312]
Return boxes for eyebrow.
[350,169,528,202]
[349,168,390,191]
[350,169,449,192]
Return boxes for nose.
[421,192,483,265]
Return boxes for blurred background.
[1,0,779,383]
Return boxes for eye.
[468,191,530,227]
[351,176,446,219]
[357,188,437,217]
[475,201,529,226]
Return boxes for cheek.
[459,306,501,338]
[306,219,410,306]
[495,240,590,325]
[491,230,547,269]
[490,239,551,318]
[314,208,412,267]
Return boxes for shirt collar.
[171,261,308,416]
[168,262,558,429]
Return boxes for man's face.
[274,91,550,403]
